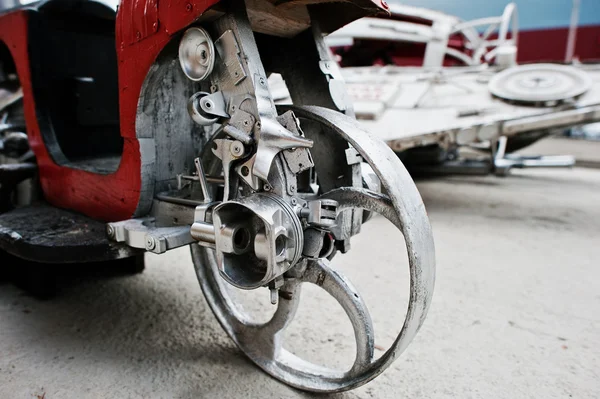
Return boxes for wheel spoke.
[321,187,402,229]
[300,259,375,373]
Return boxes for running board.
[0,203,140,263]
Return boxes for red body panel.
[337,25,600,67]
[2,0,384,222]
[518,26,600,63]
[0,0,219,221]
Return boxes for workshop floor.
[1,166,599,399]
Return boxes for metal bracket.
[494,136,575,176]
[214,30,247,85]
[107,217,195,254]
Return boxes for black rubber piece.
[0,203,141,263]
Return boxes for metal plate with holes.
[489,63,592,105]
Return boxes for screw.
[381,0,389,8]
[289,184,296,193]
[210,85,218,93]
[259,77,266,86]
[230,141,244,157]
[185,2,193,11]
[145,236,156,250]
[106,225,115,239]
[291,198,297,205]
[263,183,272,192]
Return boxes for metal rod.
[565,0,580,63]
[223,124,253,144]
[194,157,213,203]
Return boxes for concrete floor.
[1,166,600,398]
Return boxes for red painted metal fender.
[0,0,385,222]
[0,1,219,222]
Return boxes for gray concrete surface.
[1,166,600,399]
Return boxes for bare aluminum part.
[187,92,219,126]
[320,60,350,112]
[277,111,314,175]
[107,217,194,254]
[301,227,328,258]
[201,9,316,189]
[489,64,593,104]
[223,124,253,144]
[214,30,248,86]
[493,136,575,176]
[211,139,246,201]
[0,131,29,158]
[199,91,229,118]
[176,157,213,203]
[299,199,338,228]
[240,116,313,184]
[0,87,23,114]
[313,25,354,115]
[179,27,216,82]
[361,162,381,194]
[192,106,435,392]
[226,108,255,143]
[199,192,304,290]
[194,157,213,203]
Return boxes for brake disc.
[191,106,435,392]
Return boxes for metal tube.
[190,222,216,244]
[194,157,213,203]
[565,0,580,63]
[223,124,253,144]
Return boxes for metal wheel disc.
[178,27,215,82]
[488,63,592,104]
[191,106,435,392]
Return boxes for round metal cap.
[488,63,592,105]
[178,27,215,82]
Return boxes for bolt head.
[230,141,244,157]
[106,225,115,238]
[145,237,156,250]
